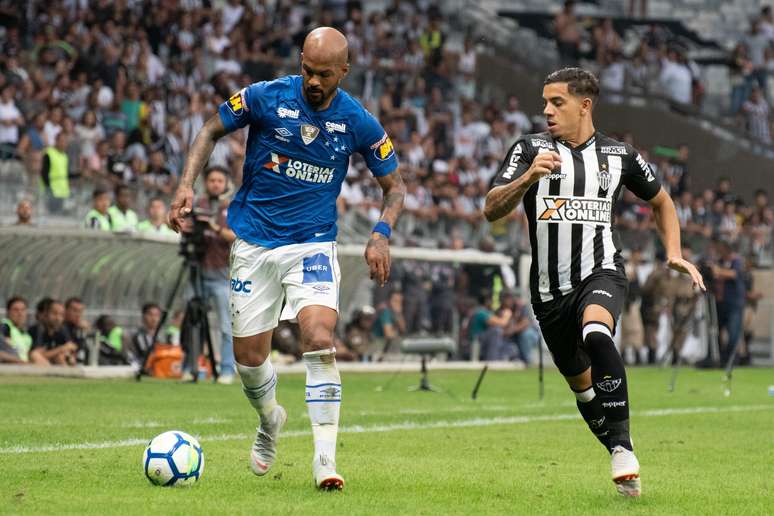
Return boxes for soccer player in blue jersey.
[169,27,405,490]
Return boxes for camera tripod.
[136,257,220,383]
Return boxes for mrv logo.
[231,278,253,294]
[538,196,612,223]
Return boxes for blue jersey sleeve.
[218,82,268,132]
[356,111,399,177]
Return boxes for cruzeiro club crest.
[301,124,320,145]
[596,376,622,393]
[598,163,611,191]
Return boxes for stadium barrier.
[0,227,513,329]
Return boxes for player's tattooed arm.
[365,170,406,287]
[169,115,229,232]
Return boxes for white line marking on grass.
[2,404,771,455]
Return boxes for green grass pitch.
[1,367,773,515]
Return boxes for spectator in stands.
[14,199,33,226]
[419,14,445,67]
[503,95,531,135]
[740,256,764,365]
[84,188,112,231]
[0,84,23,158]
[467,291,511,361]
[554,0,582,66]
[740,86,771,144]
[593,18,622,64]
[142,149,175,196]
[108,183,139,232]
[41,131,71,214]
[130,303,162,368]
[344,306,376,361]
[63,297,89,364]
[28,299,78,366]
[712,240,747,365]
[500,290,539,365]
[715,176,735,203]
[94,314,130,366]
[659,47,693,106]
[744,18,770,94]
[137,197,175,235]
[1,297,37,364]
[399,259,431,334]
[761,6,774,41]
[372,290,407,358]
[729,43,754,115]
[187,166,237,383]
[429,256,458,336]
[640,260,671,364]
[621,248,646,364]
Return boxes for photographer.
[182,166,237,383]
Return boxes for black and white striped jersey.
[491,131,661,304]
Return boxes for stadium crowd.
[0,1,772,369]
[553,1,773,143]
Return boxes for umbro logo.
[274,127,292,143]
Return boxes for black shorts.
[532,271,627,377]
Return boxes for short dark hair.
[92,188,109,199]
[114,183,131,197]
[204,166,229,179]
[36,297,59,315]
[544,67,600,104]
[65,297,83,309]
[6,296,27,312]
[142,303,161,315]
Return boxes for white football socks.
[303,348,341,463]
[237,360,278,424]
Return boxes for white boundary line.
[1,404,771,455]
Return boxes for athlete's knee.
[563,367,592,392]
[303,329,335,352]
[233,334,270,366]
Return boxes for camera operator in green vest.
[41,132,71,215]
[108,183,139,232]
[138,196,175,236]
[84,188,112,231]
[1,297,42,364]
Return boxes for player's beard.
[305,84,335,108]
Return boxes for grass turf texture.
[1,367,773,515]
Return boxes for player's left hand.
[667,256,706,292]
[365,233,390,287]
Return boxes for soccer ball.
[143,430,204,487]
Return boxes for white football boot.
[249,405,287,476]
[313,452,344,491]
[611,445,641,497]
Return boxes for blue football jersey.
[218,75,399,248]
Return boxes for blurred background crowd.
[1,0,772,371]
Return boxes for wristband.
[372,221,392,239]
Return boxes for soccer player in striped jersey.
[484,68,705,497]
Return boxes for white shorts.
[229,239,341,337]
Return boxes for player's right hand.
[169,185,194,233]
[526,152,562,184]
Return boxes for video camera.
[179,206,218,263]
